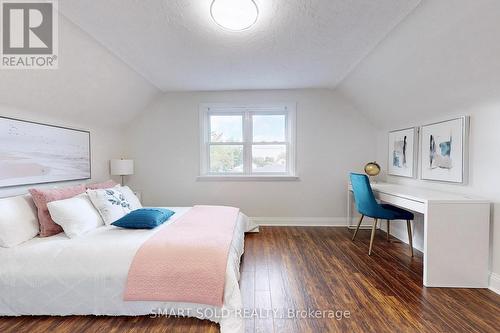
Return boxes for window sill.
[196,175,300,182]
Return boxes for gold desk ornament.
[364,161,381,177]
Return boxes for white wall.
[337,0,500,280]
[125,89,377,219]
[0,12,156,196]
[338,0,500,128]
[0,105,124,198]
[374,108,500,282]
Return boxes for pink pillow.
[86,180,118,190]
[29,185,86,237]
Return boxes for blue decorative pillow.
[111,208,175,229]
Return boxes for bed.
[0,207,257,333]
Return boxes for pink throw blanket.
[124,205,240,307]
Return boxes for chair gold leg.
[369,218,378,256]
[386,220,390,241]
[352,215,364,241]
[406,220,414,257]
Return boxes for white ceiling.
[3,0,494,130]
[59,0,421,92]
[338,0,500,128]
[0,15,159,128]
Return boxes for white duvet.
[0,207,257,333]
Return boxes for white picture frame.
[420,117,469,184]
[0,116,91,188]
[388,127,418,178]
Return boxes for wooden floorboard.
[1,227,499,332]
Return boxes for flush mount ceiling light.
[210,0,259,31]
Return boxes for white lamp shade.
[110,159,134,176]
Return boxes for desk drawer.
[376,192,426,214]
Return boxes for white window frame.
[198,103,297,181]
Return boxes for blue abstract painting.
[421,117,467,183]
[388,128,415,178]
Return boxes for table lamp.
[110,159,134,186]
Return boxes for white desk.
[347,182,490,288]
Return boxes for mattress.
[0,207,256,333]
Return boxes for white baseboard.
[489,272,500,295]
[250,217,499,294]
[250,216,368,227]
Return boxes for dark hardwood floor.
[1,227,499,332]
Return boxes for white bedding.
[0,207,257,333]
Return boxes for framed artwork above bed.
[0,116,91,188]
[388,127,418,178]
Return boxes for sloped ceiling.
[338,0,500,128]
[7,0,493,130]
[59,0,421,91]
[0,15,159,128]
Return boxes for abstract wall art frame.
[420,117,469,184]
[388,127,418,178]
[0,116,91,188]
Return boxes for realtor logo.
[1,0,58,69]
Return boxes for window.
[199,104,296,179]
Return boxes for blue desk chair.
[350,173,414,256]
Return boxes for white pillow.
[0,194,40,248]
[47,193,104,238]
[87,188,132,225]
[115,186,142,210]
